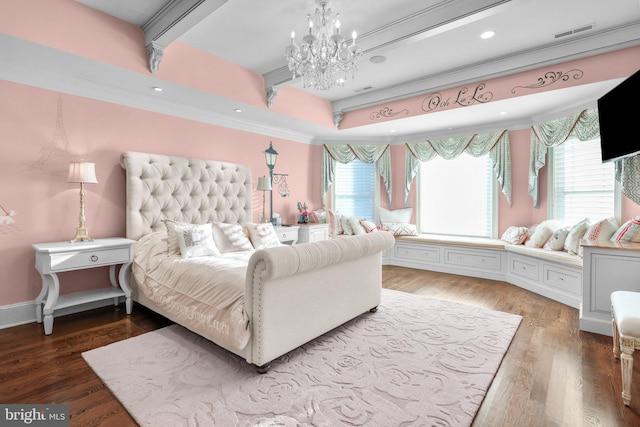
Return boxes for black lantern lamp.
[263,142,289,224]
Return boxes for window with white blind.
[549,136,616,225]
[333,159,378,221]
[418,153,496,238]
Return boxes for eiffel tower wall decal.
[26,94,78,177]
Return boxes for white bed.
[120,151,395,371]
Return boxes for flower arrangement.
[297,202,308,224]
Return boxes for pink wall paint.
[0,81,319,307]
[0,0,334,128]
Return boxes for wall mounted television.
[598,69,640,163]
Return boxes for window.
[418,153,496,238]
[333,160,378,220]
[549,136,617,225]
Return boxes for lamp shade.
[68,162,98,184]
[257,176,272,191]
[264,142,278,169]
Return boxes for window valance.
[528,108,599,207]
[321,144,392,207]
[404,129,512,206]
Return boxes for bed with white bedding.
[121,151,395,371]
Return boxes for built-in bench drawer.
[509,255,539,281]
[543,264,581,295]
[395,243,440,263]
[444,248,502,272]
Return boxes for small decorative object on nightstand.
[32,237,134,335]
[297,223,329,243]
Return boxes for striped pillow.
[611,216,640,243]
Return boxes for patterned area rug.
[82,289,521,426]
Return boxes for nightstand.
[274,225,299,245]
[297,223,329,243]
[32,238,135,335]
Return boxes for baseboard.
[0,297,125,331]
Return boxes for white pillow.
[244,222,282,250]
[583,217,619,243]
[524,220,560,248]
[500,226,528,245]
[348,216,366,235]
[340,215,353,235]
[360,220,378,233]
[379,207,412,224]
[543,227,570,251]
[211,222,254,253]
[163,219,191,255]
[564,218,590,255]
[172,222,220,259]
[382,222,418,236]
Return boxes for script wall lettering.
[421,83,494,112]
[511,69,584,93]
[369,107,409,121]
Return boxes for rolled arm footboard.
[244,231,395,366]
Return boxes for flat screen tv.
[598,69,640,163]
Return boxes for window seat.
[384,234,583,309]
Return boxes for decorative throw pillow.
[164,219,197,255]
[611,216,640,243]
[500,226,529,245]
[211,222,254,253]
[310,209,326,224]
[578,217,618,257]
[244,222,283,250]
[525,220,560,248]
[340,215,354,235]
[348,216,366,235]
[543,227,570,251]
[382,222,418,236]
[379,207,413,224]
[564,218,590,255]
[172,222,220,259]
[522,224,537,245]
[360,219,379,233]
[583,217,618,243]
[327,209,343,236]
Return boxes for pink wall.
[0,81,319,306]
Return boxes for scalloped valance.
[321,144,392,207]
[404,129,511,206]
[528,108,599,207]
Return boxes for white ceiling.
[25,0,640,142]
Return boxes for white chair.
[611,291,640,406]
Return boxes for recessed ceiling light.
[499,111,507,115]
[370,55,387,64]
[480,31,495,39]
[390,129,396,133]
[234,108,242,113]
[152,86,163,92]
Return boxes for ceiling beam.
[143,0,229,73]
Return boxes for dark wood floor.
[0,266,638,426]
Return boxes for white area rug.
[83,289,521,426]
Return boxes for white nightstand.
[297,223,329,243]
[32,238,135,335]
[274,225,299,244]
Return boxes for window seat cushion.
[395,234,506,249]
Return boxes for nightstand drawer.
[47,247,131,272]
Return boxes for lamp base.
[71,226,92,243]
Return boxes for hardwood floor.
[0,266,638,426]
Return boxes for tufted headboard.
[120,151,253,240]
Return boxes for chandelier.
[285,0,363,91]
